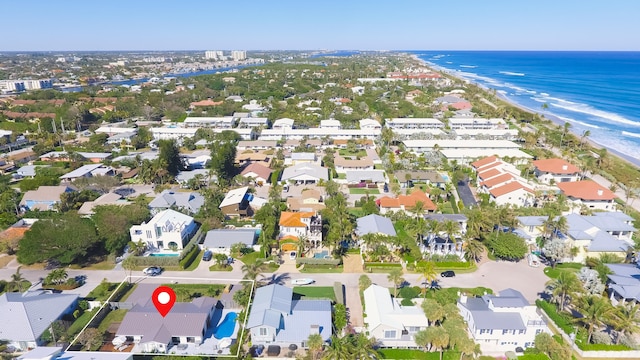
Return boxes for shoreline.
[409,54,640,170]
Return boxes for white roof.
[387,118,443,124]
[391,128,444,136]
[320,119,341,128]
[359,118,381,128]
[151,127,198,135]
[449,117,506,124]
[454,129,518,136]
[440,148,533,160]
[184,116,234,124]
[60,164,104,179]
[404,139,521,149]
[149,209,194,229]
[363,285,428,331]
[273,118,295,126]
[219,186,249,208]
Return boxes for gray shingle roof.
[281,164,329,182]
[346,170,386,184]
[149,190,204,214]
[203,229,257,249]
[356,214,397,237]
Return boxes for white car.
[143,266,162,276]
[289,251,297,260]
[291,278,315,285]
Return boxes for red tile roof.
[490,182,532,198]
[279,211,314,227]
[471,156,498,169]
[557,180,616,201]
[378,190,437,211]
[481,173,514,188]
[533,158,580,175]
[478,168,501,181]
[190,99,223,107]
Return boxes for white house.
[489,182,534,208]
[272,118,295,130]
[183,116,236,129]
[59,164,114,181]
[533,158,581,184]
[319,119,341,129]
[385,118,444,130]
[363,285,429,348]
[448,118,507,130]
[129,209,197,251]
[457,289,549,354]
[359,118,381,130]
[281,164,328,184]
[557,180,617,212]
[279,211,323,248]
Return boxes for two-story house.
[557,180,617,212]
[129,209,197,251]
[219,187,251,217]
[532,158,581,184]
[457,289,549,354]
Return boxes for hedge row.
[179,243,201,269]
[127,255,180,267]
[364,262,402,268]
[297,258,342,265]
[536,299,574,335]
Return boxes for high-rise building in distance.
[231,50,247,61]
[205,50,224,60]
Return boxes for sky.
[2,0,640,51]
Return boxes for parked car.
[143,266,163,276]
[202,250,213,262]
[441,270,455,277]
[289,251,297,260]
[291,278,315,285]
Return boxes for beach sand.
[410,53,640,170]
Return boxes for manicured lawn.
[543,263,581,279]
[97,309,127,333]
[379,349,461,359]
[338,149,367,157]
[67,309,97,337]
[69,258,115,270]
[161,284,225,301]
[209,264,233,271]
[292,286,336,301]
[240,251,265,265]
[349,188,379,194]
[299,264,343,273]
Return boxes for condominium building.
[231,50,247,61]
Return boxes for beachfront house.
[557,180,617,212]
[532,158,581,184]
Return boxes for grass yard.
[69,258,115,270]
[240,251,265,266]
[299,264,343,273]
[209,264,233,271]
[379,349,461,359]
[184,250,203,271]
[67,309,97,337]
[338,149,367,157]
[349,188,379,194]
[543,263,582,279]
[292,286,336,301]
[97,309,127,334]
[161,283,226,301]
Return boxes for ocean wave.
[499,71,525,76]
[459,65,477,68]
[540,93,549,96]
[530,97,546,103]
[549,102,640,127]
[556,116,601,129]
[622,131,640,139]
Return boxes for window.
[408,326,421,333]
[480,329,487,334]
[259,328,268,336]
[134,230,142,235]
[536,329,543,335]
[384,330,396,339]
[502,329,509,335]
[519,329,526,334]
[146,230,152,239]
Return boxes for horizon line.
[2,49,640,53]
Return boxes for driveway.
[456,180,477,208]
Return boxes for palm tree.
[8,267,27,292]
[307,333,324,360]
[322,335,352,360]
[387,268,405,298]
[611,303,640,344]
[128,240,147,256]
[417,261,438,296]
[442,220,459,243]
[457,337,481,360]
[574,295,614,344]
[463,239,484,263]
[429,326,450,360]
[350,333,380,360]
[414,329,432,351]
[546,271,581,312]
[580,130,591,151]
[560,122,571,147]
[46,269,68,285]
[241,259,268,281]
[421,299,445,326]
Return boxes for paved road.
[0,258,547,303]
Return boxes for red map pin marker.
[152,286,176,317]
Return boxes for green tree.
[7,267,28,292]
[17,213,100,265]
[387,268,405,298]
[463,238,484,263]
[546,271,582,312]
[359,274,372,293]
[93,204,150,254]
[321,335,352,360]
[307,333,324,360]
[45,268,68,285]
[209,140,237,182]
[242,259,267,280]
[421,298,445,326]
[417,261,438,296]
[574,295,614,344]
[485,232,528,260]
[611,303,640,344]
[157,139,184,177]
[333,303,348,333]
[76,327,103,350]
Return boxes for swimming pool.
[313,251,329,259]
[214,312,238,339]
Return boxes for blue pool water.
[214,312,238,339]
[313,251,329,259]
[149,253,179,257]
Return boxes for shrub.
[179,244,201,269]
[591,330,612,345]
[398,286,421,299]
[400,298,414,306]
[619,333,637,348]
[536,300,574,335]
[333,282,344,305]
[297,258,341,266]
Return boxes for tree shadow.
[261,272,291,286]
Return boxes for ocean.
[412,51,640,163]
